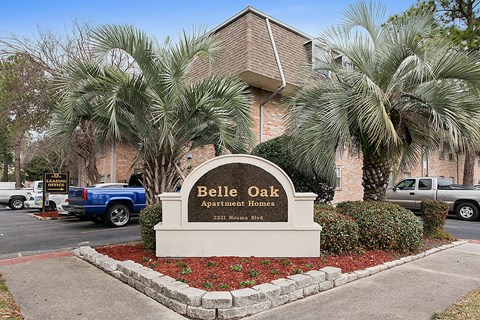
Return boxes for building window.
[403,172,411,178]
[439,145,445,160]
[477,154,480,167]
[335,166,341,189]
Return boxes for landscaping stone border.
[73,240,468,320]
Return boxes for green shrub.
[139,203,162,251]
[337,201,423,252]
[421,199,448,236]
[427,228,456,240]
[314,204,359,254]
[251,135,334,203]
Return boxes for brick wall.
[246,12,309,85]
[97,142,141,184]
[190,10,310,89]
[333,151,364,203]
[401,151,480,185]
[189,14,249,81]
[249,87,286,144]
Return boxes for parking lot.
[0,206,141,260]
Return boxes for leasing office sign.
[44,173,69,194]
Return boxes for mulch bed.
[97,243,404,291]
[33,211,60,218]
[96,238,454,291]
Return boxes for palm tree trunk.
[85,155,100,185]
[362,148,391,201]
[463,151,475,186]
[143,153,182,205]
[144,158,160,205]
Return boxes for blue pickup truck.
[68,178,146,227]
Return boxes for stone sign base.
[155,227,321,257]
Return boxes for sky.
[0,0,417,41]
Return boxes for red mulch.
[96,243,399,291]
[34,211,60,218]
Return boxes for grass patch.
[432,290,480,320]
[0,274,23,319]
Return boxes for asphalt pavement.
[0,207,141,260]
[444,217,480,240]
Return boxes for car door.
[386,178,417,209]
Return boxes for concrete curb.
[0,251,72,267]
[73,240,469,320]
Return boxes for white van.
[23,181,71,214]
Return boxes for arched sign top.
[182,154,296,196]
[182,154,296,223]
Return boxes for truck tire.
[46,201,56,212]
[9,198,24,210]
[455,202,479,221]
[106,204,130,227]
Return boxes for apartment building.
[80,7,479,202]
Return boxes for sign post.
[43,173,70,211]
[42,172,46,213]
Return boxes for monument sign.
[155,155,321,257]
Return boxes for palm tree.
[51,25,254,204]
[287,1,480,201]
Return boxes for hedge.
[336,201,423,252]
[139,203,162,251]
[314,204,359,254]
[421,199,450,238]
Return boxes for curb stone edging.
[73,240,469,320]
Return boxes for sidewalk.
[0,242,479,320]
[245,242,480,320]
[0,253,186,320]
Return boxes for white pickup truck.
[386,177,480,221]
[0,183,31,210]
